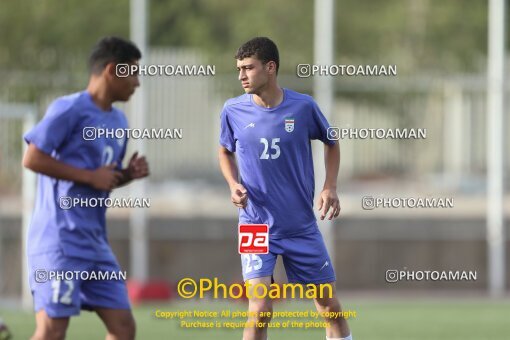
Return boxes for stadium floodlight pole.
[486,0,506,297]
[313,0,335,258]
[130,0,149,281]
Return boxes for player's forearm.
[115,169,133,188]
[323,142,340,189]
[23,144,92,185]
[218,148,240,188]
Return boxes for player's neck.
[86,80,114,111]
[253,84,283,108]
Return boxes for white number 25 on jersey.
[260,138,280,160]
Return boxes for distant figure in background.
[0,318,11,340]
[22,36,149,340]
[218,37,352,340]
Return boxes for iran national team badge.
[285,118,295,132]
[238,224,269,254]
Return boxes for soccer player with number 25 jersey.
[219,37,353,340]
[23,37,149,340]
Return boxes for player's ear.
[266,61,277,75]
[104,62,117,79]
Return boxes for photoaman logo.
[238,224,269,254]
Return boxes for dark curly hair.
[235,37,279,74]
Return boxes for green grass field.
[1,298,509,339]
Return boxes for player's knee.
[33,310,69,340]
[32,325,67,340]
[107,314,136,339]
[315,297,340,315]
[249,299,273,323]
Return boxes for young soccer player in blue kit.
[219,37,352,340]
[23,37,149,340]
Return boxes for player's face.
[109,61,140,102]
[237,57,269,94]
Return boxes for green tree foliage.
[0,0,502,75]
[0,0,128,71]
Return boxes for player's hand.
[230,183,248,208]
[89,163,123,191]
[317,188,341,220]
[126,152,149,180]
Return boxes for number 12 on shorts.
[238,224,269,254]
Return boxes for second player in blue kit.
[219,37,353,340]
[23,37,149,340]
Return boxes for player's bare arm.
[318,141,341,220]
[23,143,123,191]
[218,146,248,208]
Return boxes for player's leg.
[82,258,134,340]
[32,310,70,340]
[95,308,136,340]
[313,282,351,339]
[240,252,279,340]
[28,251,88,339]
[243,276,273,340]
[280,229,352,339]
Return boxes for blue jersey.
[220,88,334,238]
[24,91,128,261]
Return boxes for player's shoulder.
[111,104,127,119]
[111,106,129,125]
[284,88,317,108]
[46,91,87,117]
[222,93,251,111]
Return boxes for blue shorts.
[240,229,336,284]
[28,250,130,318]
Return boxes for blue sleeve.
[309,100,335,145]
[219,106,236,152]
[23,99,77,155]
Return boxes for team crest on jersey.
[285,118,295,133]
